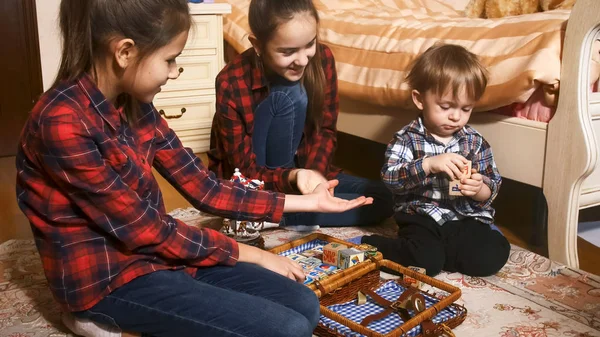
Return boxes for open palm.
[311,180,373,212]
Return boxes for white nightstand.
[154,3,232,153]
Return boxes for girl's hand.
[310,180,373,213]
[295,169,330,195]
[423,154,469,179]
[238,244,305,282]
[258,252,306,282]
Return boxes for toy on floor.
[220,169,267,248]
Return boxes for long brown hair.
[406,44,488,102]
[248,0,326,133]
[54,0,192,122]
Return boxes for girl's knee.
[290,285,320,328]
[275,315,316,337]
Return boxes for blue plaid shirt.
[381,117,501,225]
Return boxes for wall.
[35,0,61,91]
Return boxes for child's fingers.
[460,180,480,190]
[460,189,476,197]
[448,163,463,179]
[445,168,457,180]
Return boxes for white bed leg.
[542,0,600,268]
[543,175,583,268]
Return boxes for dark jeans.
[251,77,394,227]
[73,263,320,337]
[362,213,511,277]
[252,78,307,169]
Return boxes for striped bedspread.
[219,0,569,111]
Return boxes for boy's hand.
[423,153,469,179]
[459,170,483,197]
[460,169,492,201]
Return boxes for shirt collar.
[77,74,125,131]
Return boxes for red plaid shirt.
[209,43,341,193]
[15,75,285,312]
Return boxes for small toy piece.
[300,249,323,260]
[355,243,378,257]
[403,266,426,290]
[315,263,337,274]
[221,168,267,241]
[448,160,471,196]
[299,257,323,268]
[322,242,348,266]
[356,291,367,305]
[338,248,365,269]
[286,253,307,262]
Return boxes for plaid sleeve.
[37,108,240,267]
[470,138,502,209]
[381,133,427,194]
[152,109,285,222]
[215,74,296,193]
[303,44,338,179]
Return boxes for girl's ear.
[113,38,137,69]
[248,34,262,57]
[411,90,424,110]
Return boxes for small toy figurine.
[221,169,267,243]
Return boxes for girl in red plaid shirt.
[209,0,394,230]
[15,1,374,336]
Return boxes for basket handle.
[313,280,327,295]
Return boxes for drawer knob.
[178,67,184,73]
[159,108,187,119]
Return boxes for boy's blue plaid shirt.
[382,117,501,225]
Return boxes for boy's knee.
[472,232,511,276]
[412,245,445,277]
[406,245,446,277]
[490,233,511,272]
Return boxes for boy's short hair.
[406,44,488,102]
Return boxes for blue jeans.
[73,263,320,337]
[252,78,393,227]
[252,78,307,168]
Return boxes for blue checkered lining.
[279,239,330,257]
[319,280,459,337]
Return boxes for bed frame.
[336,0,600,268]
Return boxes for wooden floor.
[2,134,599,275]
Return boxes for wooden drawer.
[185,15,219,50]
[161,55,218,93]
[154,95,216,132]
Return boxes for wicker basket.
[270,233,466,337]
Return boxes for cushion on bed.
[218,0,568,112]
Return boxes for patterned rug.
[1,209,599,337]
